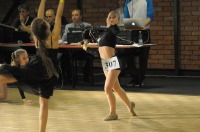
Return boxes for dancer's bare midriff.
[99,46,116,59]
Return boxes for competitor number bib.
[101,56,120,70]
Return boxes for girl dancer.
[0,49,32,104]
[0,0,64,131]
[83,11,136,121]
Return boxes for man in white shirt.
[124,0,154,87]
[115,0,126,26]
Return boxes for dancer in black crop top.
[98,25,119,48]
[0,49,32,104]
[82,11,136,121]
[0,0,65,131]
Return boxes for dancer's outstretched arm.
[37,0,46,19]
[51,0,65,49]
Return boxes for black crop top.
[98,25,120,48]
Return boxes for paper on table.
[116,43,143,47]
[69,43,81,45]
[58,39,63,44]
[132,43,143,47]
[87,43,98,46]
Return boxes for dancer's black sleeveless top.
[0,44,59,99]
[98,25,120,48]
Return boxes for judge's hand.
[107,18,118,27]
[20,14,25,24]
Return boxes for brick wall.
[150,0,175,70]
[179,1,200,70]
[25,0,78,19]
[25,0,118,24]
[1,0,200,71]
[151,0,200,70]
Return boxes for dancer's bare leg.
[104,70,120,115]
[0,75,17,100]
[113,79,136,115]
[0,83,7,100]
[104,70,136,117]
[0,75,17,83]
[39,97,49,132]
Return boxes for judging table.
[0,42,155,88]
[0,42,155,48]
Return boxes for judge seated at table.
[45,8,68,34]
[13,4,34,34]
[61,9,93,83]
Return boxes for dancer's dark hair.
[31,18,59,78]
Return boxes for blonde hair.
[11,49,27,67]
[108,11,120,20]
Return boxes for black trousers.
[126,47,150,83]
[60,52,72,81]
[60,50,93,81]
[72,50,93,78]
[118,29,151,84]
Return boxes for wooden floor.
[1,88,200,132]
